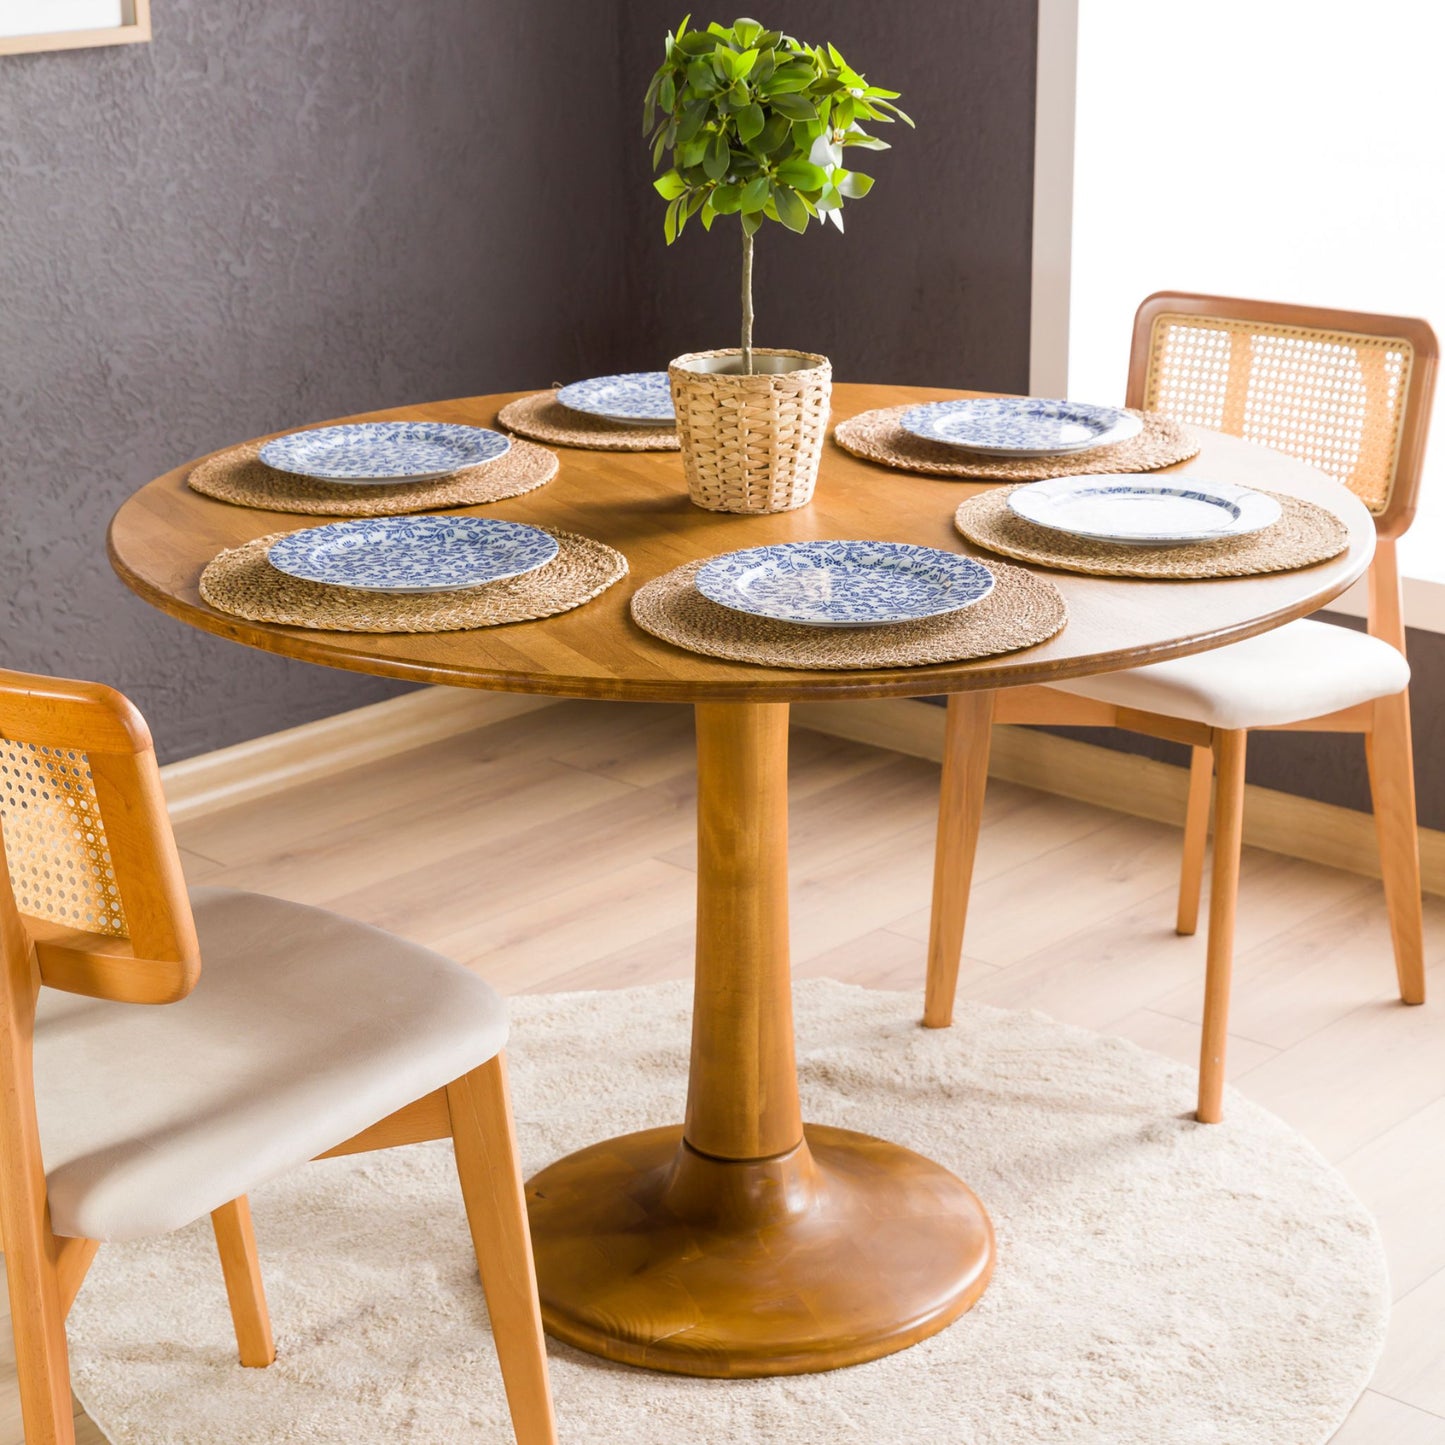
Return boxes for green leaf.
[663,196,681,244]
[733,18,762,46]
[760,64,814,94]
[710,182,743,214]
[659,73,676,111]
[741,208,764,237]
[826,41,846,68]
[735,101,765,143]
[776,158,828,191]
[700,198,716,231]
[653,169,687,199]
[766,91,817,122]
[842,130,891,150]
[733,47,759,79]
[675,99,710,142]
[686,57,718,92]
[771,183,808,233]
[755,114,791,154]
[838,170,873,198]
[703,130,731,179]
[740,174,771,212]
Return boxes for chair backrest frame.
[1126,292,1438,542]
[0,669,199,1006]
[1126,292,1439,653]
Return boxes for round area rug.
[67,980,1386,1445]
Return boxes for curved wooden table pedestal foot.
[526,1124,994,1377]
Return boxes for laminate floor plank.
[11,699,1431,1444]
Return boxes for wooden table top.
[107,383,1375,704]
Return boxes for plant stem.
[741,226,754,375]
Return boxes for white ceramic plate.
[556,372,674,425]
[695,541,995,628]
[899,398,1143,457]
[259,423,510,484]
[1007,475,1282,545]
[266,517,558,593]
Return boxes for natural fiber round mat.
[497,391,679,451]
[68,979,1387,1445]
[955,487,1349,579]
[186,439,558,516]
[198,528,626,632]
[834,406,1200,480]
[631,558,1066,669]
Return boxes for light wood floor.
[8,700,1444,1442]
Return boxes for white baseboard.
[792,698,1445,896]
[159,688,553,824]
[162,687,1444,897]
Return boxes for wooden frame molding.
[159,685,1442,895]
[792,698,1445,897]
[159,687,553,824]
[0,0,151,56]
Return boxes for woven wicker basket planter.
[669,348,832,513]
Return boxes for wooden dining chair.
[924,294,1439,1123]
[0,667,557,1445]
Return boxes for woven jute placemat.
[630,559,1066,670]
[833,406,1200,481]
[497,391,679,451]
[199,528,627,633]
[187,439,558,516]
[954,487,1349,579]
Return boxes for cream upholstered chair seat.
[34,886,508,1243]
[1050,618,1411,730]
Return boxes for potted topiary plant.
[645,17,911,513]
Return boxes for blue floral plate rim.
[259,422,511,484]
[556,372,675,425]
[265,516,559,594]
[695,540,996,628]
[1007,475,1283,545]
[899,398,1143,457]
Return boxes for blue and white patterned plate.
[556,372,675,426]
[899,398,1143,457]
[1007,475,1282,545]
[696,541,995,628]
[266,517,559,593]
[259,423,511,484]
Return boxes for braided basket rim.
[669,347,832,390]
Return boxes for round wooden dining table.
[108,383,1374,1380]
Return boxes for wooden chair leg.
[0,898,77,1444]
[448,1054,557,1445]
[0,1217,78,1445]
[1198,729,1247,1124]
[1366,689,1426,1005]
[1176,745,1213,937]
[211,1196,275,1367]
[923,691,996,1028]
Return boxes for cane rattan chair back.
[0,668,199,1005]
[1127,294,1439,539]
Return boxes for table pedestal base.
[526,1123,994,1378]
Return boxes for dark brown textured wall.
[0,0,1039,763]
[615,2,1038,393]
[0,0,635,760]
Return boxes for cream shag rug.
[68,980,1386,1444]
